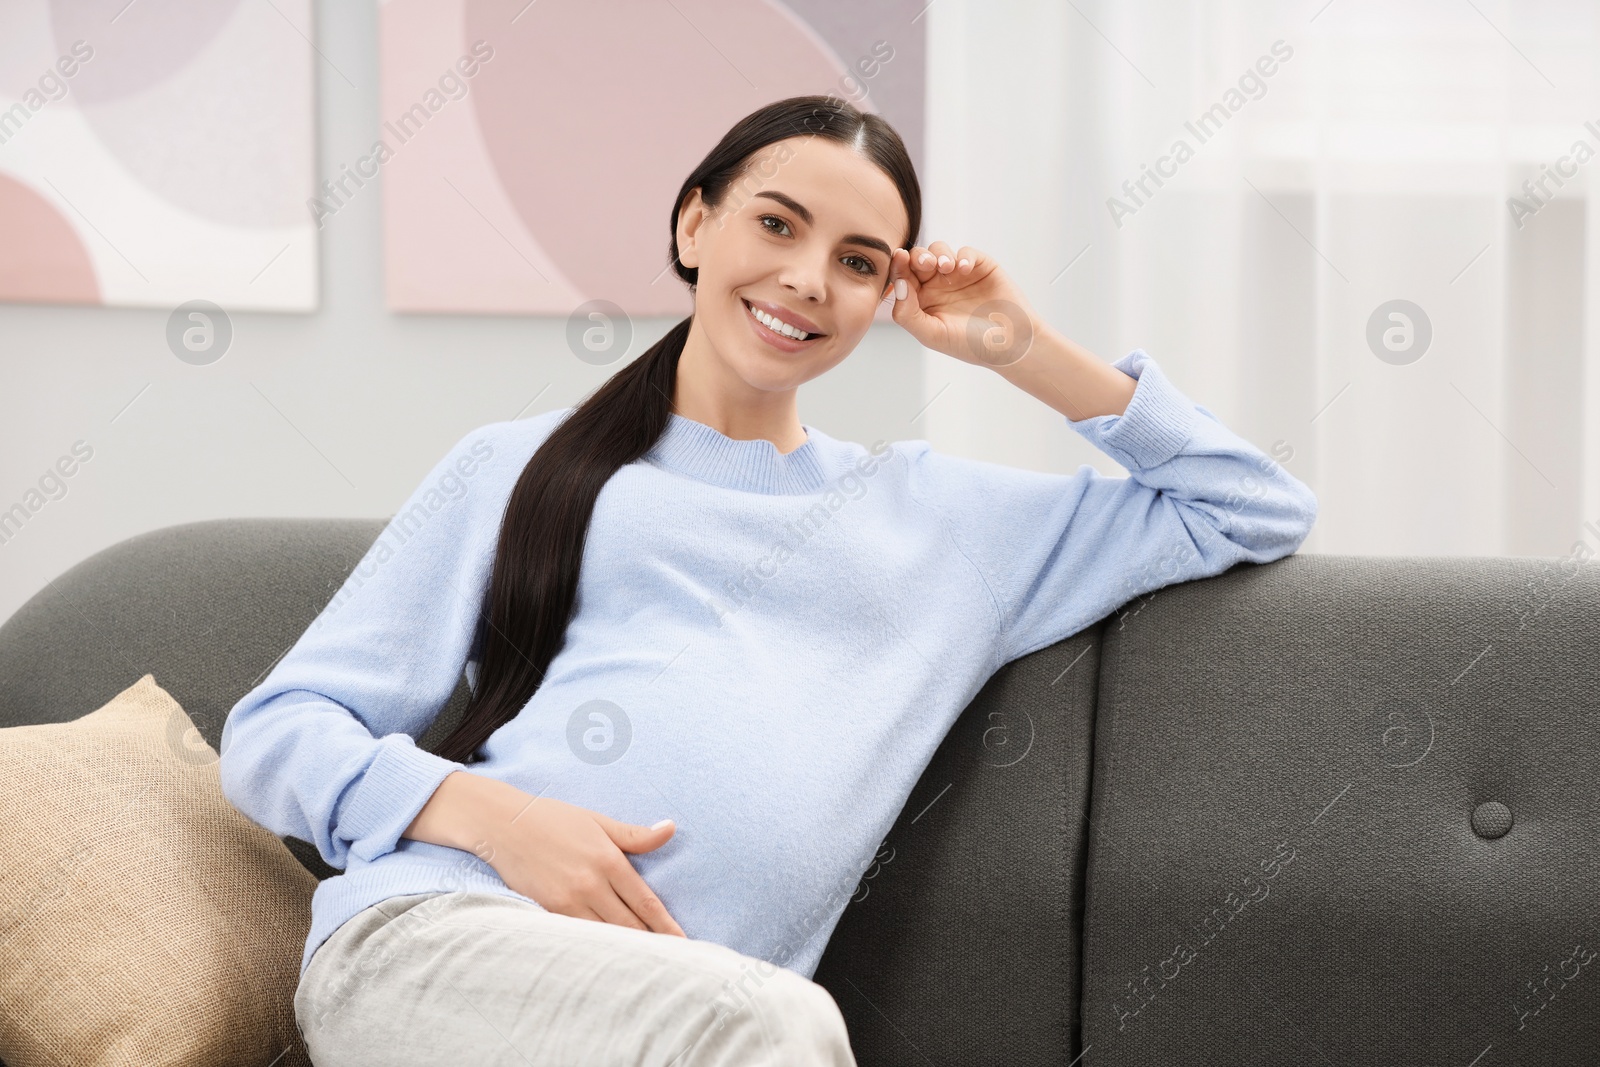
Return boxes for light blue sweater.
[219,348,1318,981]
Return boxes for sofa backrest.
[3,519,1595,1065]
[0,519,471,882]
[1079,553,1600,1065]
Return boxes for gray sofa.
[2,517,1596,1065]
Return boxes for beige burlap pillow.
[0,674,315,1067]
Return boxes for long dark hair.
[429,94,922,764]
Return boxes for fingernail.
[895,278,907,301]
[958,258,970,269]
[919,253,932,265]
[652,819,673,830]
[938,255,952,268]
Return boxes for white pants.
[293,891,858,1067]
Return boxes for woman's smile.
[741,296,826,353]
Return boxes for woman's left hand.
[887,241,1048,368]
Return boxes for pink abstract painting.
[376,0,925,316]
[0,0,317,310]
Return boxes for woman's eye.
[758,215,876,276]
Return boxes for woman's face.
[676,135,909,394]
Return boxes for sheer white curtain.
[918,0,1599,557]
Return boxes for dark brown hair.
[429,94,922,764]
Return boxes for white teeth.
[748,301,812,340]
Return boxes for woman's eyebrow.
[752,190,894,259]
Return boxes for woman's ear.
[676,188,707,270]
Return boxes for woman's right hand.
[405,771,686,937]
[484,794,687,937]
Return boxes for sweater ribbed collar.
[645,412,832,495]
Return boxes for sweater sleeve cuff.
[336,734,467,862]
[1064,348,1196,469]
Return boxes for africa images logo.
[306,41,495,228]
[1106,39,1294,228]
[705,441,894,623]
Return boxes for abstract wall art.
[375,0,926,316]
[0,0,318,311]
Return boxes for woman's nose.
[777,258,827,303]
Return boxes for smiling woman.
[428,97,921,777]
[218,92,1318,1067]
[670,132,912,449]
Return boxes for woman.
[220,95,1317,1066]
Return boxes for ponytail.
[429,318,688,763]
